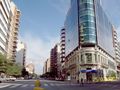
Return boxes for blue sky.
[13,0,70,74]
[13,0,120,74]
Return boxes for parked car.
[9,77,16,81]
[0,78,6,83]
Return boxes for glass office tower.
[65,0,116,82]
[65,0,114,57]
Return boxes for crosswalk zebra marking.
[0,84,11,88]
[9,84,21,88]
[44,83,49,87]
[20,84,28,88]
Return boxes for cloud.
[19,31,59,74]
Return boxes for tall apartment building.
[46,58,50,73]
[60,28,65,63]
[60,28,66,79]
[50,44,61,78]
[113,27,120,79]
[43,58,51,74]
[43,61,47,74]
[64,0,118,82]
[15,41,26,67]
[7,2,20,61]
[0,0,11,54]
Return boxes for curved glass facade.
[79,0,96,44]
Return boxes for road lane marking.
[31,84,34,87]
[20,84,28,88]
[9,84,21,88]
[0,84,11,88]
[9,85,20,88]
[44,83,49,87]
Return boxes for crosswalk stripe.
[21,84,28,88]
[44,83,49,87]
[31,85,34,87]
[0,84,11,88]
[9,84,21,88]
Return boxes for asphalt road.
[0,79,120,90]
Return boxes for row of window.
[79,2,94,11]
[81,53,96,64]
[81,35,96,43]
[79,0,94,4]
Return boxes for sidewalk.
[63,80,120,85]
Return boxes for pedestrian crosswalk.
[42,83,79,87]
[0,83,34,89]
[42,83,120,90]
[0,82,119,89]
[0,83,79,89]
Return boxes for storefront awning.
[80,70,97,73]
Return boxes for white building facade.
[0,0,11,54]
[15,41,26,67]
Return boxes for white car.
[0,78,6,83]
[10,77,16,81]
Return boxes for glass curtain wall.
[79,0,96,44]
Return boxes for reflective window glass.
[81,21,95,28]
[80,15,95,22]
[80,0,93,4]
[80,3,94,11]
[80,10,94,17]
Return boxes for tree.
[0,53,7,73]
[22,68,29,77]
[6,63,22,77]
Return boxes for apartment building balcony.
[80,64,98,67]
[14,35,18,40]
[13,44,17,48]
[13,40,17,44]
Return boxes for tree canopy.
[0,53,22,76]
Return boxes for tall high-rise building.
[15,41,26,67]
[60,28,66,79]
[50,43,61,78]
[60,28,65,63]
[0,0,11,54]
[43,61,47,74]
[7,2,20,61]
[46,58,50,73]
[113,27,120,79]
[43,58,51,74]
[64,0,118,82]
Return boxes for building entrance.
[86,68,92,82]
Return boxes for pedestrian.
[68,76,71,84]
[81,78,84,86]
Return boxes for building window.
[95,53,97,63]
[81,54,84,63]
[85,53,92,63]
[108,60,115,70]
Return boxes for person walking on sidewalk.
[81,78,84,86]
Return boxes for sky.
[13,0,120,74]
